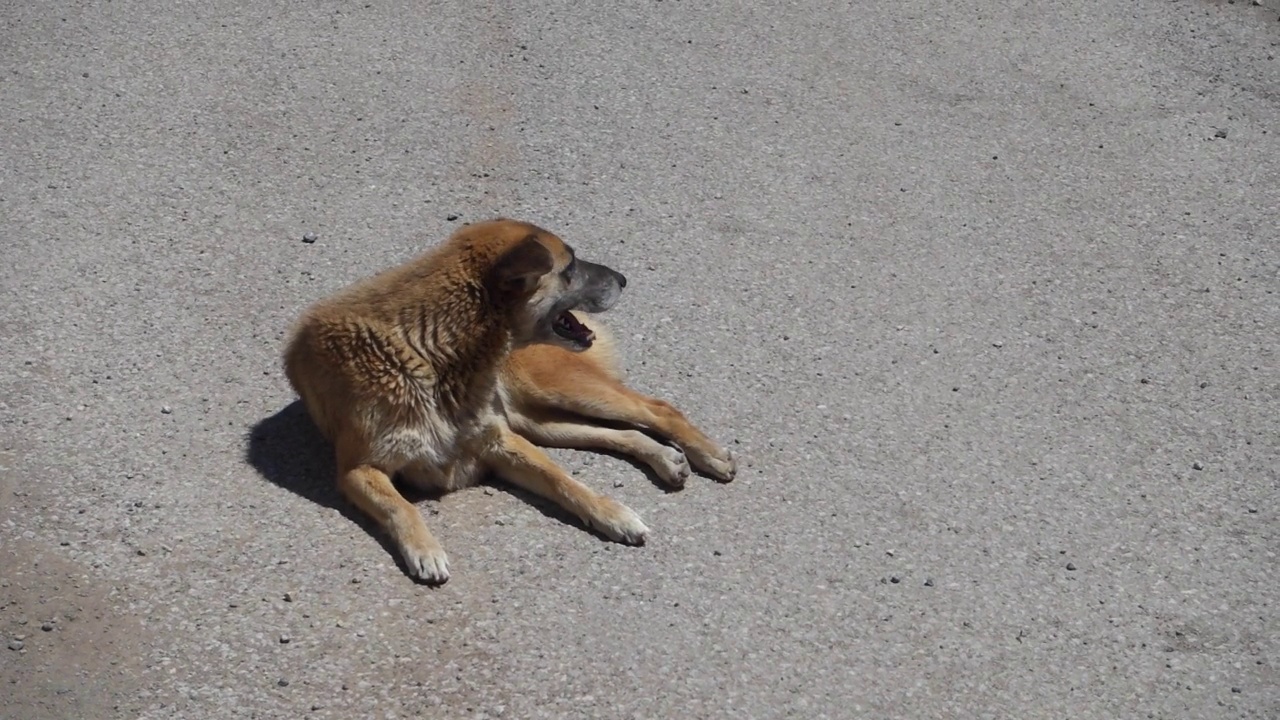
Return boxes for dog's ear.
[488,234,553,297]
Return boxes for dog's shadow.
[245,402,666,579]
[245,402,410,567]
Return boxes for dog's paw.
[586,497,649,545]
[401,542,450,584]
[653,446,691,488]
[695,447,737,482]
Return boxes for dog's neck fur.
[382,243,516,417]
[326,237,523,417]
[400,282,509,415]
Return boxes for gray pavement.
[2,1,1278,718]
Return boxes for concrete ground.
[2,1,1277,718]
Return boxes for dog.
[282,219,735,583]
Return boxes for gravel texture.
[2,1,1278,719]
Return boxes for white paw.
[587,497,650,545]
[401,543,450,584]
[696,447,737,482]
[654,446,691,488]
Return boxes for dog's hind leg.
[507,408,691,488]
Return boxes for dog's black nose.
[613,270,627,288]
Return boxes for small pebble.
[1232,686,1242,693]
[1214,129,1228,139]
[1066,562,1077,571]
[8,639,23,651]
[277,679,290,687]
[889,576,900,584]
[923,578,934,587]
[991,341,1003,348]
[41,622,53,632]
[350,577,361,584]
[612,479,624,488]
[1192,461,1204,471]
[446,214,459,221]
[279,634,291,644]
[302,233,318,243]
[161,406,172,414]
[713,550,722,557]
[283,592,293,602]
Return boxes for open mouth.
[552,310,594,348]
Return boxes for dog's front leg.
[483,427,649,545]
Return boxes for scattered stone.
[1066,562,1077,571]
[302,233,318,243]
[161,406,172,414]
[41,622,53,632]
[713,550,722,557]
[277,678,290,687]
[613,479,624,488]
[889,576,900,584]
[494,517,506,526]
[1214,128,1228,139]
[923,578,934,587]
[8,639,23,651]
[992,341,1003,348]
[279,634,291,644]
[136,548,147,556]
[1232,686,1242,693]
[1192,461,1204,471]
[446,214,459,221]
[350,577,361,584]
[283,592,293,603]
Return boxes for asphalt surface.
[2,1,1277,718]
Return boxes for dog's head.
[470,219,627,352]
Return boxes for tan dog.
[283,219,735,583]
